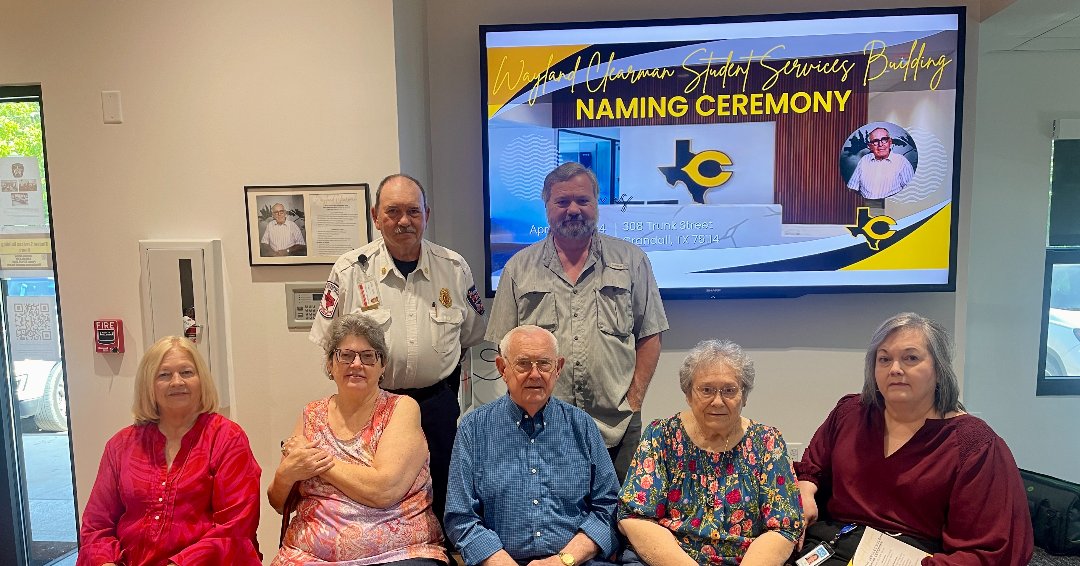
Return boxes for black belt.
[386,364,461,402]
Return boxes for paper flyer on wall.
[0,156,46,229]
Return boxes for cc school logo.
[846,207,897,250]
[659,139,733,204]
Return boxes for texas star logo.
[846,207,897,251]
[658,139,733,204]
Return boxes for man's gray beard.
[552,218,597,240]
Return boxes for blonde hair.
[133,336,219,424]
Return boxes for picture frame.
[244,183,371,266]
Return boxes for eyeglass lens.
[513,358,555,374]
[335,349,379,365]
[696,385,740,399]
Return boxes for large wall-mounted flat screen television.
[480,7,965,299]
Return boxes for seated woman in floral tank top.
[268,313,446,566]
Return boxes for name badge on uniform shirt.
[358,278,381,310]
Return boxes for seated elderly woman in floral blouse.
[618,340,803,566]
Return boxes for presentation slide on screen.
[482,10,963,298]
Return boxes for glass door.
[0,85,77,565]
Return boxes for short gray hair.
[861,312,962,415]
[375,173,428,212]
[678,339,755,398]
[541,162,599,203]
[323,313,388,364]
[499,325,559,359]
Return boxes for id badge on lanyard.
[795,542,834,566]
[796,523,857,566]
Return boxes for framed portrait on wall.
[244,183,371,266]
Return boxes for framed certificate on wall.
[244,183,371,266]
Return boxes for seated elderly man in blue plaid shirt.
[446,325,620,566]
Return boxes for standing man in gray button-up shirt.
[486,162,669,481]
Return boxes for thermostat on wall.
[285,283,326,329]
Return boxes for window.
[1038,134,1080,395]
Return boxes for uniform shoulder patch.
[466,285,485,316]
[318,280,340,319]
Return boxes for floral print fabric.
[273,391,445,565]
[618,414,803,565]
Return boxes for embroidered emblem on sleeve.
[466,285,485,316]
[318,280,339,318]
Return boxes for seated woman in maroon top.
[78,336,262,566]
[794,313,1033,566]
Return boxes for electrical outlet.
[787,442,804,463]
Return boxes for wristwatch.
[557,553,575,566]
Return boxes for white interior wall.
[425,0,978,456]
[964,40,1080,481]
[0,1,405,558]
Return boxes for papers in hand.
[851,526,931,566]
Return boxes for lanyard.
[830,523,859,545]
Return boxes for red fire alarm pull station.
[94,319,124,353]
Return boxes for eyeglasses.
[272,209,286,214]
[694,385,741,400]
[512,358,556,375]
[333,349,381,366]
[868,136,892,146]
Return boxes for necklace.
[331,394,377,438]
[685,412,744,452]
[718,420,743,451]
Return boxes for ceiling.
[981,0,1080,52]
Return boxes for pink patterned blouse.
[273,391,446,565]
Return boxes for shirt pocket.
[429,306,465,355]
[361,308,392,330]
[596,267,632,337]
[478,464,512,504]
[553,462,593,509]
[514,282,558,332]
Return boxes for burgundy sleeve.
[169,425,263,566]
[794,395,855,490]
[76,436,125,566]
[924,432,1034,566]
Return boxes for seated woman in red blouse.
[78,336,262,566]
[795,313,1033,565]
